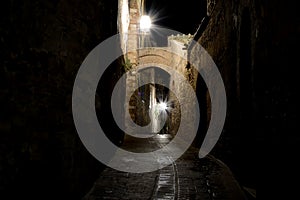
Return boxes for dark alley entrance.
[131,67,173,135]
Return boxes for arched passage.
[132,66,172,134]
[125,46,189,135]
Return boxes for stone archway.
[118,0,200,137]
[124,45,198,136]
[132,66,172,134]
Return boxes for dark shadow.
[96,56,126,146]
[236,8,256,188]
[194,71,210,147]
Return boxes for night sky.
[145,0,206,34]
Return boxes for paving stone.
[83,134,247,200]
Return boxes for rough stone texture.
[0,0,122,199]
[189,0,300,194]
[189,0,260,190]
[83,135,246,200]
[119,1,199,133]
[129,43,198,138]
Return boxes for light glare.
[159,102,168,111]
[140,15,152,31]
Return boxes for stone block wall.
[0,0,121,199]
[189,0,299,189]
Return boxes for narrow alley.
[83,134,246,200]
[1,0,298,199]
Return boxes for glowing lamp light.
[140,15,152,32]
[159,102,168,111]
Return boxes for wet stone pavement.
[83,134,246,200]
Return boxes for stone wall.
[190,0,299,189]
[188,0,262,189]
[0,0,121,199]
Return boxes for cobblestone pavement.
[83,134,247,200]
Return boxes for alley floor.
[83,134,247,200]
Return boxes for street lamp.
[139,15,151,49]
[139,15,152,32]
